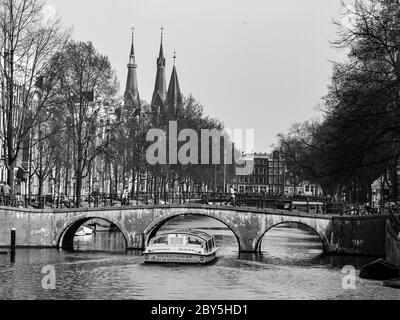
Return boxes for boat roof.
[156,229,215,242]
[292,201,324,205]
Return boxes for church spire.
[124,26,140,109]
[152,26,167,106]
[167,51,183,116]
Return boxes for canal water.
[0,216,399,300]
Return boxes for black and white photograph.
[0,0,399,310]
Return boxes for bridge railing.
[0,192,380,216]
[1,192,393,217]
[0,192,209,210]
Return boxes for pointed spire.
[167,52,183,116]
[130,26,135,56]
[152,26,167,109]
[158,26,165,64]
[124,26,140,109]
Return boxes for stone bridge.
[0,204,389,255]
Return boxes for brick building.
[234,151,323,197]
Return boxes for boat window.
[169,235,184,245]
[152,236,168,244]
[207,239,213,250]
[205,241,209,252]
[188,236,202,246]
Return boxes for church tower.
[124,27,140,110]
[167,52,183,117]
[151,27,167,125]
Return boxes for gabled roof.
[152,91,165,111]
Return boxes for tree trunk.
[75,170,83,206]
[131,166,136,196]
[7,167,14,195]
[38,176,43,198]
[390,158,399,201]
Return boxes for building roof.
[167,65,182,115]
[152,40,167,105]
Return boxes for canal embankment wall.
[386,217,400,266]
[329,215,387,257]
[0,207,56,248]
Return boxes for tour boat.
[143,229,219,264]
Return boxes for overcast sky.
[47,0,349,152]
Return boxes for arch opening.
[58,218,128,252]
[257,222,326,262]
[145,214,240,257]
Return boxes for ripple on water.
[0,219,399,300]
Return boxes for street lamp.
[72,175,77,199]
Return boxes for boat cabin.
[148,230,217,253]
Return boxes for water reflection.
[73,219,126,252]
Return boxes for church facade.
[121,28,184,194]
[123,28,183,125]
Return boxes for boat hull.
[383,277,400,289]
[360,259,400,280]
[144,251,218,265]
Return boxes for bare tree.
[54,41,119,204]
[30,118,64,197]
[0,0,69,193]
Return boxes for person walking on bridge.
[226,186,236,207]
[123,187,130,206]
[1,183,11,206]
